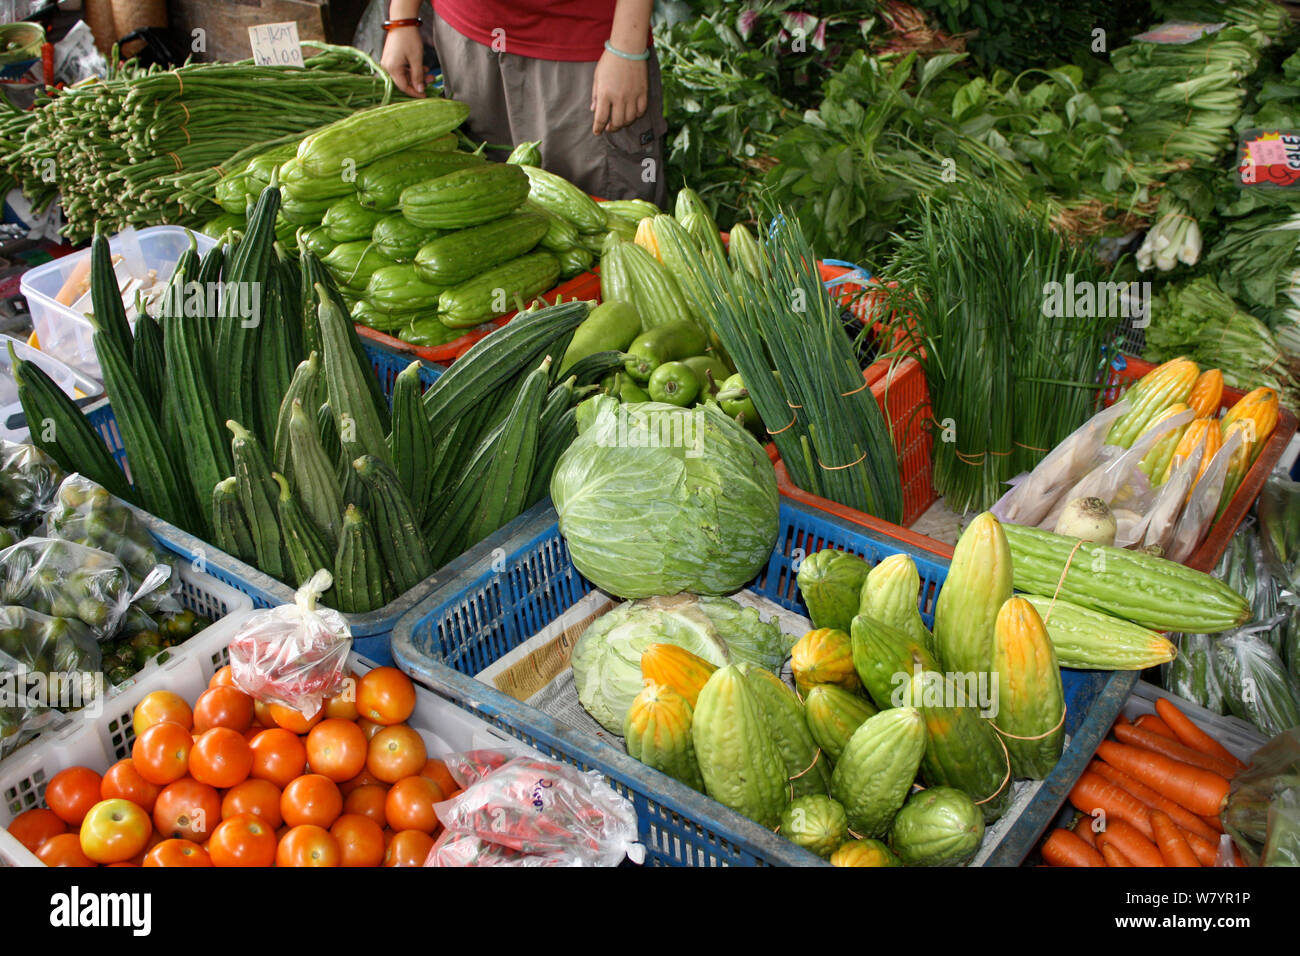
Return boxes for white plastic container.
[0,334,103,443]
[19,226,217,380]
[1123,681,1267,763]
[0,619,538,866]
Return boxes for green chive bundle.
[885,188,1119,514]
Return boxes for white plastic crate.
[0,334,103,444]
[0,613,540,866]
[1122,681,1268,764]
[19,226,218,380]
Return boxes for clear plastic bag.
[1214,627,1300,738]
[0,536,145,639]
[426,754,643,867]
[42,474,182,615]
[1223,726,1300,866]
[0,606,102,758]
[1256,473,1300,593]
[0,439,64,527]
[1166,427,1243,565]
[1164,632,1227,715]
[228,570,351,714]
[992,400,1132,527]
[1139,441,1204,555]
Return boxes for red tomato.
[221,778,283,828]
[192,686,255,733]
[78,799,153,864]
[276,825,340,867]
[44,767,103,826]
[208,813,277,867]
[153,778,222,842]
[385,776,444,834]
[322,680,358,721]
[330,813,385,867]
[249,728,308,789]
[355,667,416,726]
[306,719,368,782]
[100,758,163,814]
[338,768,386,796]
[189,727,253,788]
[356,718,385,742]
[342,784,388,828]
[37,832,95,867]
[143,839,212,867]
[131,721,193,786]
[366,725,427,783]
[420,759,459,796]
[383,829,434,867]
[267,702,323,734]
[280,774,342,829]
[7,807,66,853]
[132,690,193,737]
[209,665,238,689]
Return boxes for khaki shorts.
[430,12,669,207]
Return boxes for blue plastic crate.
[78,340,447,662]
[391,500,1134,867]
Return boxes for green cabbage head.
[550,396,779,599]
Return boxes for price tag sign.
[1236,129,1300,188]
[248,21,305,67]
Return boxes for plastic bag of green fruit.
[0,439,64,528]
[40,474,183,615]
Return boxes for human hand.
[591,49,648,135]
[381,27,426,98]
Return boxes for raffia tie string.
[1043,538,1086,625]
[819,449,868,471]
[990,704,1068,741]
[974,732,1013,807]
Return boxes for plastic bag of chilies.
[1223,727,1300,866]
[423,754,644,867]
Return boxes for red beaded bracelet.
[382,18,422,31]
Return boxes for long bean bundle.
[674,211,904,522]
[886,189,1119,513]
[1,43,398,240]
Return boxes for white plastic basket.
[19,226,218,380]
[1122,681,1268,764]
[0,616,540,866]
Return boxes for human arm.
[380,0,427,98]
[591,0,653,135]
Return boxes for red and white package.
[229,570,351,714]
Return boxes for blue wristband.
[604,40,649,61]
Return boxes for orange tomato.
[322,678,359,721]
[209,665,238,688]
[366,725,427,783]
[208,813,277,867]
[339,769,386,796]
[384,829,434,867]
[384,776,444,834]
[267,702,324,734]
[281,774,343,829]
[420,759,459,796]
[44,766,103,826]
[132,721,193,786]
[153,778,222,842]
[330,813,385,867]
[356,718,385,742]
[132,690,193,737]
[78,799,153,864]
[342,784,388,828]
[221,778,283,828]
[306,719,368,782]
[7,807,66,853]
[253,699,275,727]
[355,667,416,726]
[249,728,308,789]
[100,758,163,814]
[143,839,212,867]
[192,686,255,733]
[189,727,253,788]
[127,830,165,866]
[276,825,340,867]
[37,832,95,867]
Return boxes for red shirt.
[433,0,630,62]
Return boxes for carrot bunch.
[1041,698,1247,867]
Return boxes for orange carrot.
[1096,819,1164,867]
[1042,828,1106,867]
[1199,813,1225,834]
[1112,723,1240,778]
[1149,809,1200,867]
[1113,713,1131,729]
[1099,841,1133,867]
[1134,713,1177,739]
[1069,771,1155,839]
[1088,760,1219,842]
[1072,813,1098,848]
[1183,829,1219,867]
[1096,741,1230,817]
[1154,698,1246,770]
